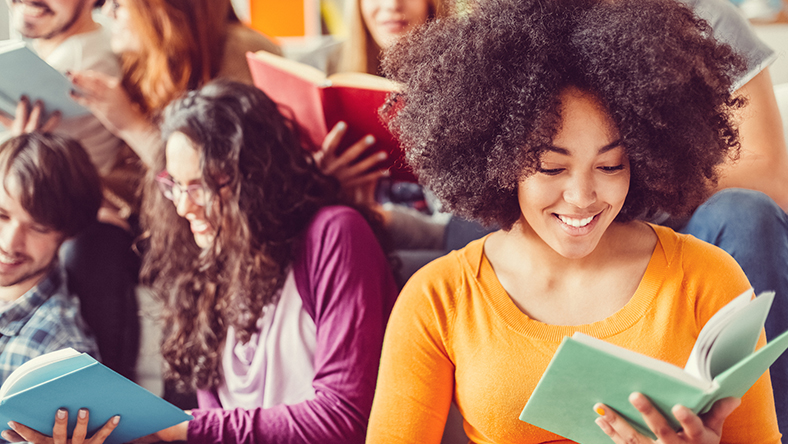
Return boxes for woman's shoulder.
[679,0,775,88]
[225,24,282,57]
[650,223,748,286]
[403,236,488,298]
[297,205,381,258]
[651,223,737,261]
[306,205,368,233]
[217,24,283,84]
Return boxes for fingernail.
[381,169,391,177]
[112,415,120,425]
[377,152,387,160]
[365,135,375,145]
[7,421,16,429]
[336,121,346,131]
[57,408,67,419]
[595,406,605,416]
[79,409,87,419]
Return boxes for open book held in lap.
[520,289,788,443]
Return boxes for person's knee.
[692,189,786,235]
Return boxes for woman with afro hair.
[366,0,781,443]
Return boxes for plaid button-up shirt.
[0,264,100,383]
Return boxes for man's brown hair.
[0,133,102,238]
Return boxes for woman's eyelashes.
[537,167,564,176]
[598,164,625,173]
[536,165,624,176]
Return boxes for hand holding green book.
[520,289,788,444]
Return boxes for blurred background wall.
[0,1,785,82]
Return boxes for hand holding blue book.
[0,40,89,120]
[0,348,191,444]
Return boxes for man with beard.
[0,132,100,382]
[1,0,140,382]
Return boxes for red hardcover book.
[246,50,416,183]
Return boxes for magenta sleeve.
[187,206,398,444]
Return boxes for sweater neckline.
[470,224,667,342]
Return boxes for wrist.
[157,420,189,442]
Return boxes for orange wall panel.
[250,0,305,37]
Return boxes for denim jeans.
[680,188,788,431]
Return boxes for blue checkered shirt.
[0,265,100,383]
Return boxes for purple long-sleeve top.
[186,206,398,444]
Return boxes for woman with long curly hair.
[133,80,397,443]
[67,0,280,167]
[0,80,397,444]
[366,0,781,442]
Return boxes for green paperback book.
[0,348,191,444]
[519,289,788,444]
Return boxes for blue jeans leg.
[680,188,788,431]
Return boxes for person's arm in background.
[719,67,788,210]
[68,70,161,168]
[316,122,449,250]
[685,0,788,210]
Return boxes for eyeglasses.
[155,171,210,207]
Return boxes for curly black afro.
[382,0,745,230]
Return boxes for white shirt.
[40,24,125,175]
[217,270,317,410]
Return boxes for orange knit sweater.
[367,224,780,444]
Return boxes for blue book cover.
[0,349,191,444]
[0,40,89,119]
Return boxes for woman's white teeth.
[191,221,209,232]
[558,215,594,228]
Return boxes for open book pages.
[0,347,81,398]
[250,49,399,91]
[684,289,773,381]
[251,49,329,86]
[572,287,773,389]
[521,288,784,443]
[572,333,712,390]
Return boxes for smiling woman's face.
[517,87,630,260]
[164,131,217,249]
[360,0,430,49]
